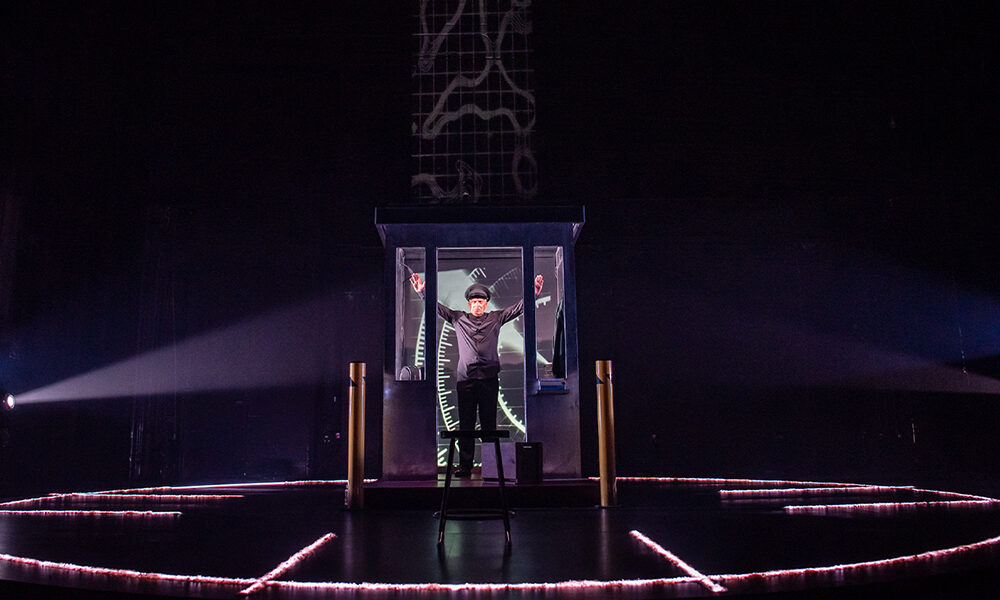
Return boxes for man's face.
[468,298,488,316]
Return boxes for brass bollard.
[596,360,617,507]
[346,362,366,509]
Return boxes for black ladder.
[437,429,512,545]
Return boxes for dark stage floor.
[1,476,999,599]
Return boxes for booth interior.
[376,205,585,493]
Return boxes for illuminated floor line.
[629,530,727,594]
[1,493,242,508]
[4,530,1000,600]
[1,493,88,508]
[784,500,1000,516]
[0,480,362,511]
[0,552,253,587]
[0,478,997,598]
[93,479,374,495]
[269,577,703,594]
[720,485,913,498]
[914,488,999,502]
[711,533,1000,590]
[66,493,243,501]
[595,476,866,488]
[239,532,337,596]
[0,510,182,518]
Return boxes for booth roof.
[375,205,585,226]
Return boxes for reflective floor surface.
[1,477,999,599]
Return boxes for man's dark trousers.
[455,377,499,470]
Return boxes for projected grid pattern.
[411,0,537,202]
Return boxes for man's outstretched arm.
[499,274,544,324]
[410,272,457,323]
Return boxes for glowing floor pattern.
[0,477,999,598]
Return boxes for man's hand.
[410,272,426,294]
[534,274,544,297]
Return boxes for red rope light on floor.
[1,493,83,508]
[0,510,183,518]
[914,488,999,502]
[712,533,1000,591]
[1,493,242,508]
[0,481,360,509]
[5,529,1000,600]
[96,479,368,494]
[239,533,337,595]
[720,485,911,499]
[70,493,241,501]
[0,552,253,587]
[784,500,1000,516]
[0,477,997,598]
[0,493,241,509]
[629,530,727,593]
[270,577,707,595]
[596,476,865,488]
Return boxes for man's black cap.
[465,283,491,301]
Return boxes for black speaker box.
[515,442,543,484]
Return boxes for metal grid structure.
[411,0,537,203]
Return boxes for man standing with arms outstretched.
[410,272,543,477]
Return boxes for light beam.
[15,296,351,404]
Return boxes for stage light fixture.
[3,393,14,410]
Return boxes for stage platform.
[365,473,599,509]
[1,476,999,599]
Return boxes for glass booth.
[377,206,584,479]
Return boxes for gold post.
[346,362,366,509]
[596,360,617,507]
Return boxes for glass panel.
[435,247,525,467]
[395,247,426,381]
[535,246,566,386]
